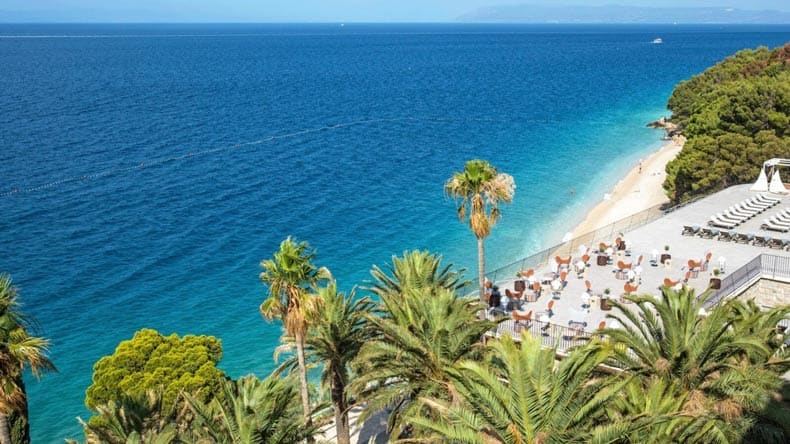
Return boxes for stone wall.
[737,278,790,308]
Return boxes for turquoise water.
[1,23,789,441]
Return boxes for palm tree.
[185,374,315,444]
[68,390,180,444]
[367,250,470,299]
[303,283,373,444]
[0,274,55,444]
[445,159,515,299]
[409,335,638,443]
[351,284,494,435]
[598,287,790,442]
[259,237,330,427]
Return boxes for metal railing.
[707,253,790,307]
[486,317,593,353]
[471,195,705,295]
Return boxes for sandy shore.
[571,136,684,237]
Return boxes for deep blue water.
[1,23,789,441]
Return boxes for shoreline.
[570,136,685,238]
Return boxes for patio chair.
[597,321,606,330]
[621,283,638,303]
[524,282,541,302]
[546,300,555,317]
[663,277,681,288]
[564,320,588,341]
[512,310,533,328]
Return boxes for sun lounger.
[762,220,790,233]
[717,230,734,241]
[756,194,781,206]
[734,203,761,215]
[734,232,755,244]
[767,238,788,249]
[741,200,767,212]
[767,216,790,227]
[717,212,746,225]
[709,215,737,229]
[682,225,700,236]
[754,235,771,247]
[699,227,716,238]
[727,206,755,219]
[747,197,774,208]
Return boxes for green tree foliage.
[84,328,226,412]
[352,252,493,435]
[409,335,641,444]
[445,159,515,299]
[665,43,790,202]
[596,288,790,442]
[67,390,181,444]
[0,274,55,444]
[185,374,315,444]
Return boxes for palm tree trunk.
[0,413,12,444]
[331,371,350,444]
[294,332,313,431]
[477,236,486,300]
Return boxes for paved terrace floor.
[489,184,790,338]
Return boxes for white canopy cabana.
[752,158,790,194]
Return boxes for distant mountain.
[457,4,790,24]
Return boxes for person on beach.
[569,187,574,196]
[639,159,643,174]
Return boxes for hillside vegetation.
[664,43,790,202]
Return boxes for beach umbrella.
[751,167,769,191]
[769,170,788,194]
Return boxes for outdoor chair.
[663,277,681,288]
[564,320,588,341]
[767,238,788,249]
[524,282,541,302]
[621,283,638,302]
[512,310,532,328]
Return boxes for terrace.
[482,184,790,350]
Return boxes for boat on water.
[652,38,663,44]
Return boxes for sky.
[1,0,790,23]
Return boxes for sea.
[0,23,788,441]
